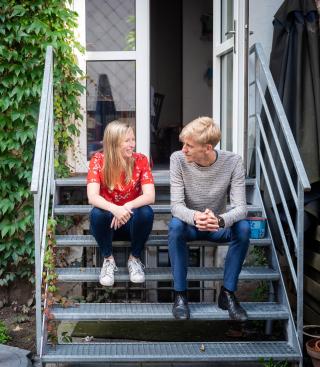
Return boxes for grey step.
[56,171,170,187]
[42,342,300,363]
[51,302,289,321]
[55,175,256,187]
[56,234,272,247]
[56,266,279,282]
[54,204,262,215]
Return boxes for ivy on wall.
[0,1,84,286]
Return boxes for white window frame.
[72,0,150,172]
[212,0,246,156]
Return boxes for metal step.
[55,175,256,187]
[56,266,279,282]
[51,302,288,321]
[56,234,272,248]
[54,204,262,215]
[56,171,170,187]
[42,341,299,363]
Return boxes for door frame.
[212,0,246,156]
[72,0,150,172]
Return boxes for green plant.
[0,1,84,286]
[61,331,72,343]
[259,358,289,367]
[0,321,11,344]
[125,15,136,51]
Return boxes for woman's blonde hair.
[179,116,221,147]
[102,120,135,190]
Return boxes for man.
[169,116,250,321]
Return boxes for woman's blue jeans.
[168,217,250,292]
[90,205,154,258]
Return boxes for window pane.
[86,61,136,159]
[86,0,136,51]
[221,0,234,42]
[221,51,233,151]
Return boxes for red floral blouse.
[87,152,154,205]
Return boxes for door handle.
[225,20,236,54]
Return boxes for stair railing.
[249,43,311,350]
[30,46,54,356]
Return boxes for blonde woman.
[87,121,155,286]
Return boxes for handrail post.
[297,181,304,351]
[34,194,42,355]
[254,47,261,186]
[30,45,54,361]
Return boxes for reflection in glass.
[221,51,233,151]
[221,0,234,42]
[86,61,136,159]
[86,0,136,51]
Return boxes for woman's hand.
[110,205,133,229]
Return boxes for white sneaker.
[99,258,118,286]
[127,257,145,283]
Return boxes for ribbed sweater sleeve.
[219,155,247,227]
[170,153,196,225]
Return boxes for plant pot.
[306,338,320,367]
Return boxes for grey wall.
[182,0,212,125]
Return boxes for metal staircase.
[31,44,310,366]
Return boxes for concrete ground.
[0,344,32,367]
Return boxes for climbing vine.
[0,1,84,286]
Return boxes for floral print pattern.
[87,152,154,205]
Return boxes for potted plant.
[304,325,320,367]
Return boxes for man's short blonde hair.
[179,116,221,147]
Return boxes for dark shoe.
[172,291,190,320]
[218,286,248,322]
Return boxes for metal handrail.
[30,46,54,355]
[249,42,311,355]
[251,43,310,190]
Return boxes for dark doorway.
[150,0,213,169]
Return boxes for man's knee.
[232,219,250,242]
[169,217,187,238]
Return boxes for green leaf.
[11,5,26,17]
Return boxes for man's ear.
[206,144,213,152]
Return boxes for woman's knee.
[90,207,112,225]
[134,205,154,223]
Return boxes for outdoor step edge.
[54,204,263,215]
[55,176,256,187]
[41,341,300,363]
[55,234,272,247]
[56,266,279,282]
[51,302,289,320]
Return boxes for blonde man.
[169,116,250,320]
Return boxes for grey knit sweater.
[170,150,247,228]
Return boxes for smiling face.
[181,136,209,164]
[119,128,136,159]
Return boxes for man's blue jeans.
[90,206,154,258]
[168,217,250,292]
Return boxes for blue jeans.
[90,206,154,258]
[168,217,250,292]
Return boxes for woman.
[87,120,155,287]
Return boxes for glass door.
[213,0,246,155]
[73,0,149,172]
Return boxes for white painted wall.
[249,0,282,64]
[182,0,212,125]
[247,0,282,172]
